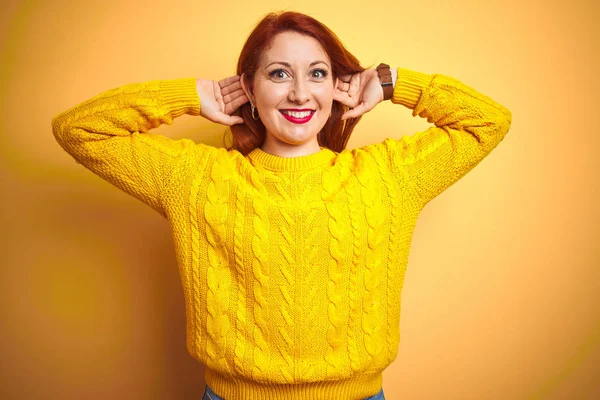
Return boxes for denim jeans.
[202,385,385,400]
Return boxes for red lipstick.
[279,110,315,124]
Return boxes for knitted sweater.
[51,68,512,400]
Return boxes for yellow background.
[1,0,598,398]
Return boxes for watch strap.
[376,63,394,101]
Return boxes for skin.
[196,31,386,158]
[240,31,335,158]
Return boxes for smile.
[279,110,315,124]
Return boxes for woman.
[51,10,512,400]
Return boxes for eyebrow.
[266,60,330,68]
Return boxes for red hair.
[223,11,370,155]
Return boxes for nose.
[289,77,310,103]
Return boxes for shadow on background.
[2,170,207,399]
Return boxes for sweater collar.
[248,146,336,171]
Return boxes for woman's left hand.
[333,68,384,120]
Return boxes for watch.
[376,63,393,101]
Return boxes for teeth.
[281,110,313,118]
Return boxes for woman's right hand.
[196,76,249,126]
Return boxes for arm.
[379,67,512,207]
[51,78,216,217]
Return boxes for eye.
[269,69,289,80]
[312,69,329,79]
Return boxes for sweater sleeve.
[51,78,217,218]
[373,67,512,208]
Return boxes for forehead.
[260,31,330,67]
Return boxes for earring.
[251,102,259,120]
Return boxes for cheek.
[256,85,287,108]
[314,85,334,102]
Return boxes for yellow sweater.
[52,68,512,400]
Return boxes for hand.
[333,69,384,120]
[196,76,249,126]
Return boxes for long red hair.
[224,11,370,155]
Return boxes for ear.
[240,72,253,102]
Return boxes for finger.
[212,81,227,111]
[228,115,245,125]
[358,95,379,114]
[333,83,362,107]
[213,112,245,126]
[224,94,249,115]
[332,90,355,108]
[221,79,242,96]
[222,88,246,105]
[336,80,350,92]
[348,73,362,97]
[337,73,352,83]
[218,75,240,88]
[341,102,366,120]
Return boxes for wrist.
[376,63,394,101]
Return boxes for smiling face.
[241,31,336,157]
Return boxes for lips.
[279,110,316,124]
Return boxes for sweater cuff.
[159,77,202,118]
[391,68,433,109]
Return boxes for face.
[242,31,336,156]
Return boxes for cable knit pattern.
[272,173,295,383]
[296,169,325,381]
[233,168,248,376]
[322,161,351,375]
[205,158,233,370]
[248,166,271,380]
[51,68,512,400]
[368,146,405,366]
[345,166,363,373]
[356,152,386,362]
[188,159,204,361]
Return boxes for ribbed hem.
[205,367,382,400]
[247,146,336,171]
[159,77,202,118]
[392,67,433,109]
